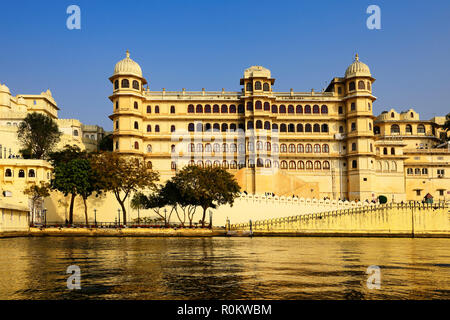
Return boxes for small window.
[147,105,151,113]
[349,82,355,91]
[255,81,262,90]
[171,106,176,114]
[5,169,12,177]
[352,160,357,169]
[121,79,129,88]
[134,102,138,109]
[132,80,139,90]
[263,83,270,91]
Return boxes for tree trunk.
[201,207,207,228]
[69,193,76,224]
[83,197,88,226]
[119,201,127,225]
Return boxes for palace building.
[109,51,450,202]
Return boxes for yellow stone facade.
[110,51,450,202]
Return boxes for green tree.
[173,165,240,227]
[24,182,51,225]
[17,112,61,159]
[49,145,98,224]
[91,152,159,225]
[130,192,148,223]
[99,134,113,152]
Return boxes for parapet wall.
[230,203,450,237]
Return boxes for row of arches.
[373,124,427,135]
[4,168,36,178]
[348,80,371,91]
[114,79,140,90]
[246,81,270,91]
[406,168,428,175]
[181,159,331,170]
[187,104,329,114]
[187,122,329,133]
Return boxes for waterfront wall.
[0,201,29,233]
[42,191,378,227]
[230,203,450,237]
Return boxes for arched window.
[374,126,380,134]
[114,80,119,90]
[221,104,228,113]
[147,105,151,113]
[229,105,236,113]
[221,123,228,132]
[222,160,229,169]
[263,83,269,91]
[313,124,320,132]
[28,169,35,177]
[298,161,305,170]
[281,161,288,169]
[5,169,12,177]
[19,169,25,178]
[121,79,129,88]
[134,141,139,150]
[132,80,139,90]
[255,101,262,110]
[305,144,312,153]
[306,161,313,169]
[230,160,237,169]
[296,105,303,114]
[349,81,355,91]
[289,144,296,153]
[265,142,271,151]
[297,144,304,153]
[134,102,138,109]
[265,159,272,168]
[289,161,296,170]
[313,105,320,114]
[230,123,237,131]
[321,124,328,132]
[297,124,303,132]
[155,106,159,113]
[196,123,203,132]
[246,102,253,111]
[280,144,287,153]
[213,123,220,131]
[238,104,244,113]
[256,158,264,167]
[248,159,255,168]
[255,81,262,90]
[196,104,203,113]
[417,124,425,134]
[314,161,321,170]
[406,124,412,134]
[204,123,211,131]
[304,105,311,114]
[147,145,152,153]
[230,143,237,152]
[339,126,344,133]
[288,124,295,132]
[272,123,278,132]
[246,82,252,91]
[188,104,194,113]
[134,121,139,130]
[247,121,254,130]
[205,104,211,113]
[212,104,219,113]
[263,102,270,111]
[256,120,263,129]
[391,124,400,134]
[323,161,330,170]
[391,147,395,155]
[321,105,328,114]
[188,123,194,132]
[272,105,278,113]
[314,144,321,153]
[288,105,294,113]
[171,161,177,170]
[358,81,365,90]
[264,121,270,130]
[323,144,329,153]
[305,124,312,132]
[279,105,286,113]
[171,125,176,133]
[280,124,287,132]
[147,161,152,169]
[73,130,79,136]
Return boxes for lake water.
[0,237,448,300]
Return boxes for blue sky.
[1,0,449,130]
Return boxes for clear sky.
[1,0,449,130]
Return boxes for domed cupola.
[113,50,143,78]
[345,54,371,78]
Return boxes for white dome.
[113,50,143,78]
[345,54,371,78]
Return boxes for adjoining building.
[109,51,449,202]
